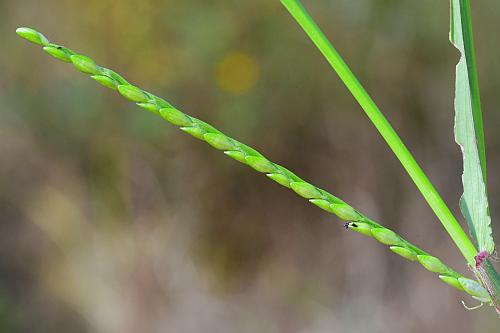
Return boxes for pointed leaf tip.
[16,27,49,46]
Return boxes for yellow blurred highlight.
[28,185,85,246]
[215,52,260,94]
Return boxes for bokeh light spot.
[214,52,260,94]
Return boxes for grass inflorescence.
[15,27,492,305]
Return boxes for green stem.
[280,0,477,264]
[476,260,500,313]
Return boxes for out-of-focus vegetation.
[1,1,500,332]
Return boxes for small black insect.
[344,222,358,229]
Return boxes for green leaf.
[451,0,494,254]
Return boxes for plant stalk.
[280,0,477,264]
[476,260,500,314]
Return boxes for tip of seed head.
[16,27,34,35]
[16,27,49,46]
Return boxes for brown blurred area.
[1,0,500,332]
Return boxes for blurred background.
[1,0,499,332]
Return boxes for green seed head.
[101,68,128,86]
[349,222,373,237]
[458,277,491,302]
[267,173,292,188]
[18,27,482,305]
[309,199,334,213]
[439,275,464,291]
[225,150,247,163]
[43,46,71,62]
[180,126,205,140]
[16,27,49,46]
[70,55,99,74]
[329,203,361,221]
[417,255,450,274]
[160,108,192,126]
[390,246,417,261]
[91,75,118,90]
[371,228,403,246]
[117,84,148,103]
[245,156,276,173]
[290,182,323,199]
[204,133,235,151]
[137,102,160,114]
[194,120,218,134]
[235,143,261,158]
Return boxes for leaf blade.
[450,0,494,254]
